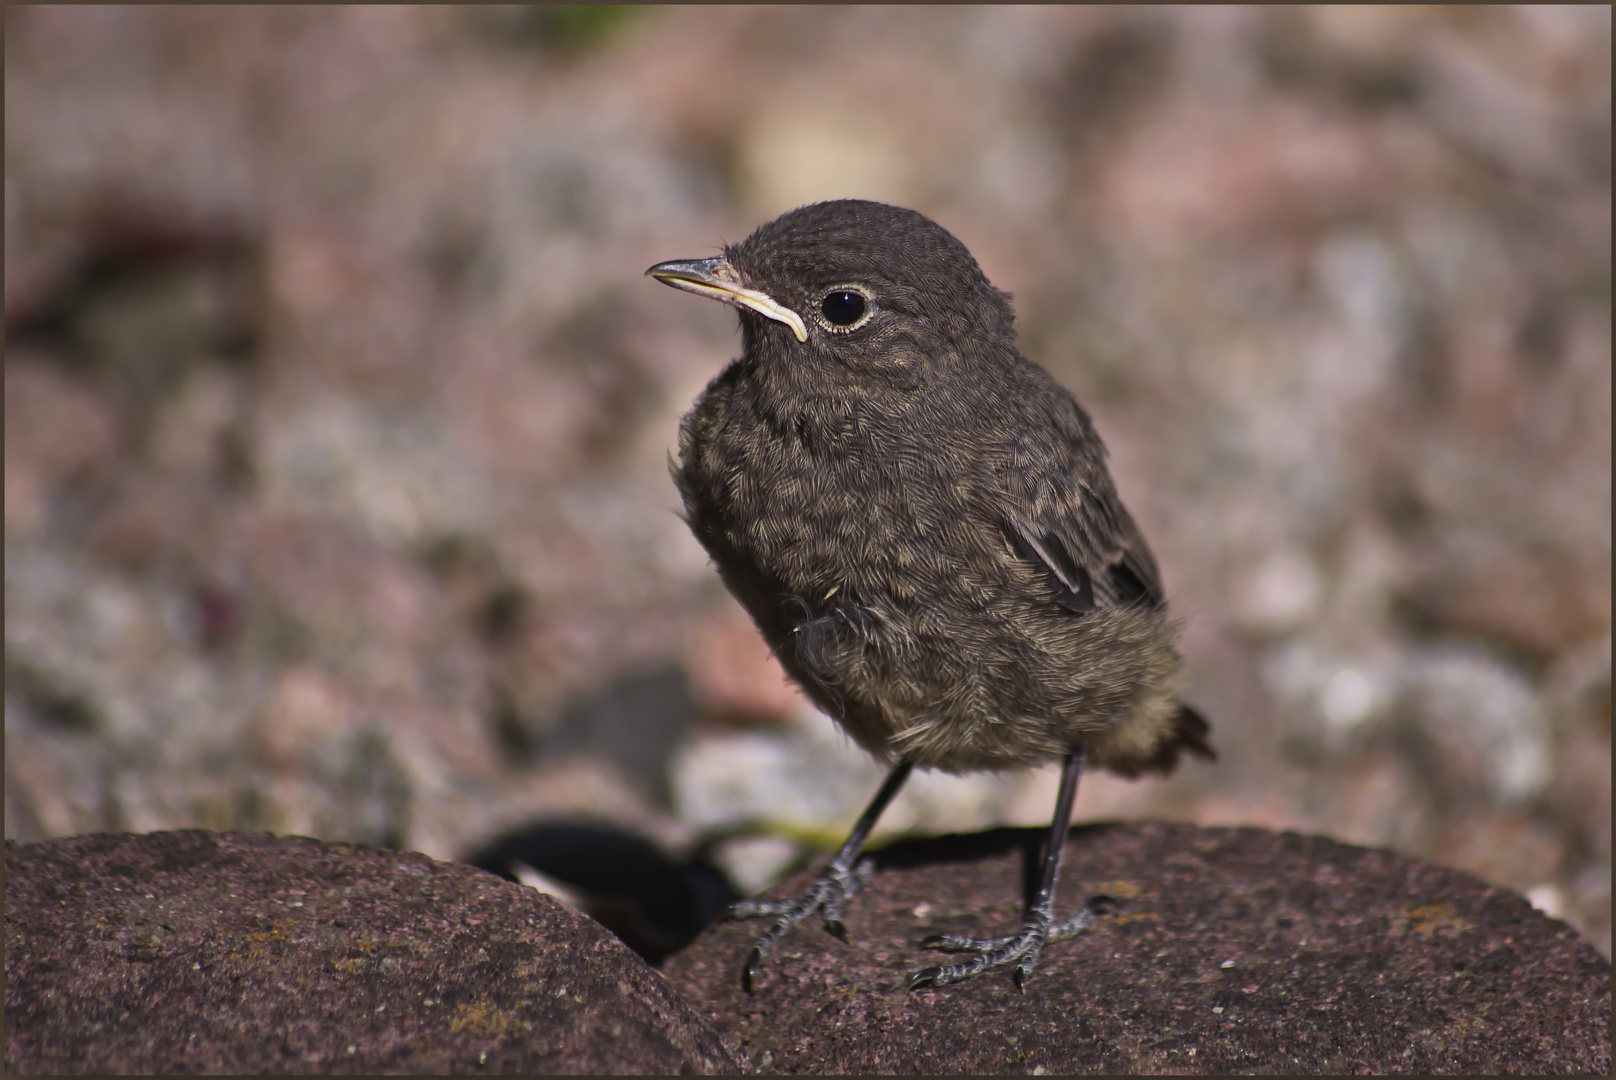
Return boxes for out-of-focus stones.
[682,600,803,725]
[258,398,494,548]
[4,5,1609,960]
[671,708,1024,894]
[1402,647,1550,807]
[1263,641,1552,807]
[3,357,121,540]
[1231,546,1326,635]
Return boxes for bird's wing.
[1006,500,1163,614]
[1000,436,1166,615]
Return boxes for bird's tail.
[1108,703,1215,778]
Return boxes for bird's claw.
[728,856,876,990]
[907,894,1117,989]
[741,946,765,993]
[1047,893,1119,940]
[920,930,1000,952]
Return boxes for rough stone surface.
[4,830,747,1075]
[666,823,1610,1074]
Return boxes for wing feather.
[999,402,1166,615]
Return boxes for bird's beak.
[645,256,808,343]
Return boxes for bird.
[646,199,1212,991]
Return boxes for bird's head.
[647,200,1015,386]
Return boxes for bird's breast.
[698,399,989,590]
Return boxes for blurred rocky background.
[5,6,1610,957]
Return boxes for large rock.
[4,830,746,1075]
[666,823,1610,1074]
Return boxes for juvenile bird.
[647,200,1212,991]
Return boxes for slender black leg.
[909,747,1113,990]
[729,759,914,991]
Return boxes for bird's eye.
[820,290,867,328]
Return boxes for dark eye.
[820,290,866,327]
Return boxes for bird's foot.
[909,894,1116,991]
[728,855,876,991]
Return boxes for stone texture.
[4,830,746,1075]
[666,823,1610,1074]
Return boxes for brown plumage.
[649,199,1212,991]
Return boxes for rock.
[665,823,1610,1074]
[4,830,747,1075]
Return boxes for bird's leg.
[910,747,1113,991]
[730,759,914,991]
